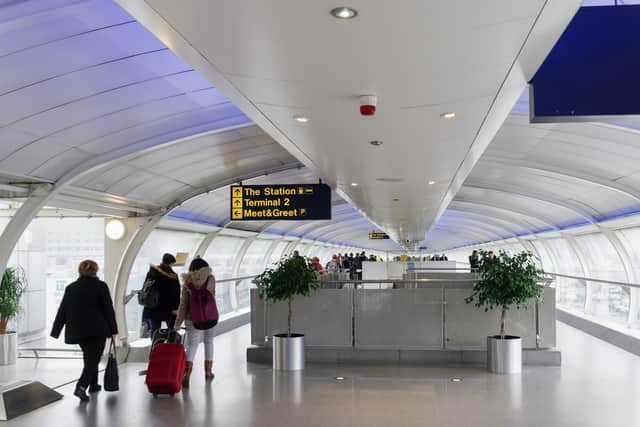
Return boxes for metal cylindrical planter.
[0,332,17,366]
[487,335,521,374]
[273,333,305,371]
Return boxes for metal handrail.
[124,274,259,301]
[543,272,640,290]
[18,347,83,360]
[314,278,554,290]
[318,278,478,284]
[216,275,258,283]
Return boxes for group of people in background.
[393,254,449,261]
[290,250,380,280]
[50,253,219,402]
[323,251,380,279]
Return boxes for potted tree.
[258,255,318,371]
[465,250,541,374]
[0,267,27,365]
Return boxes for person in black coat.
[51,260,118,402]
[142,253,181,334]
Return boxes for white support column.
[304,238,321,258]
[599,227,639,326]
[112,214,164,345]
[288,238,303,257]
[283,240,298,257]
[517,238,543,268]
[562,234,594,315]
[261,238,284,271]
[0,184,52,274]
[194,230,221,258]
[229,237,255,311]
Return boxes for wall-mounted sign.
[230,184,331,221]
[368,232,390,240]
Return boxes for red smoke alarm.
[360,95,377,116]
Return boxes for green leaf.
[465,250,542,335]
[256,256,319,334]
[0,267,28,333]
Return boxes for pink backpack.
[187,277,219,330]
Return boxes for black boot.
[74,385,90,402]
[89,384,102,393]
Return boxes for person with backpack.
[140,253,181,335]
[174,257,218,387]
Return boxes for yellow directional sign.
[231,185,243,219]
[369,232,390,240]
[229,184,330,221]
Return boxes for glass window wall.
[203,235,245,317]
[237,239,271,310]
[7,218,105,348]
[543,237,586,312]
[126,229,204,342]
[573,233,629,324]
[266,241,288,268]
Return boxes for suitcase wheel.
[153,393,158,398]
[170,393,175,397]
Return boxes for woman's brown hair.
[78,260,99,277]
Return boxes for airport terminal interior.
[1,0,640,425]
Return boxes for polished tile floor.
[4,322,640,426]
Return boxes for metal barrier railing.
[542,271,640,327]
[18,348,83,360]
[543,272,640,289]
[254,276,557,350]
[22,274,262,359]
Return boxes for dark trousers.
[77,337,107,389]
[150,316,175,335]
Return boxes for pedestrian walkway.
[5,322,640,426]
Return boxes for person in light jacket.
[174,257,216,387]
[51,260,118,402]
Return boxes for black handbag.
[103,338,119,392]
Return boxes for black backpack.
[137,278,159,309]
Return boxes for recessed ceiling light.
[428,180,436,185]
[440,112,456,119]
[330,7,358,19]
[334,376,346,381]
[451,378,462,382]
[369,140,383,146]
[294,116,310,123]
[392,198,399,202]
[351,182,358,187]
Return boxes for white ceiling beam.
[446,207,530,235]
[450,199,558,231]
[480,156,640,203]
[0,184,29,193]
[462,183,598,223]
[440,213,518,239]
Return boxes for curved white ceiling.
[426,111,640,251]
[0,0,397,251]
[116,0,584,246]
[3,0,640,255]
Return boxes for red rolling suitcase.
[145,342,186,397]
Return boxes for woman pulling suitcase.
[174,257,219,387]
